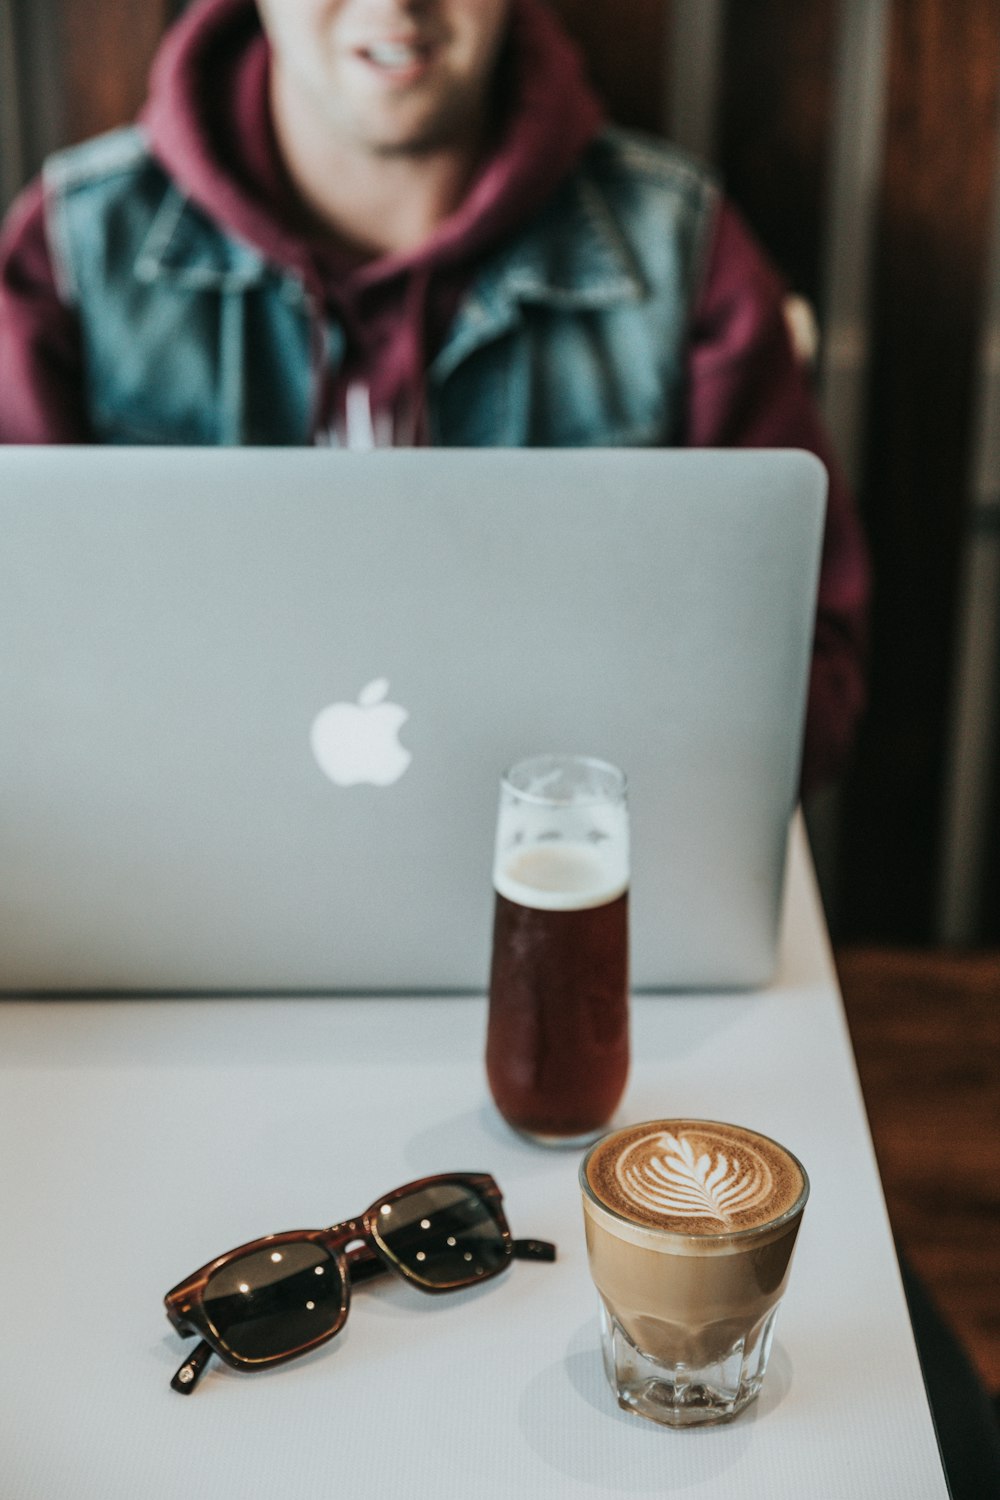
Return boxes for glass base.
[513,1123,607,1149]
[599,1302,779,1427]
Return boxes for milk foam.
[618,1132,772,1226]
[586,1120,804,1236]
[493,842,628,912]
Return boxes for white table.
[0,823,949,1498]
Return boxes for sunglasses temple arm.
[165,1263,383,1396]
[170,1338,214,1394]
[512,1238,556,1261]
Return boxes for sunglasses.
[164,1172,555,1393]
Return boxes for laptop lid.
[0,447,825,993]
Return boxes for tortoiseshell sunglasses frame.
[164,1171,554,1393]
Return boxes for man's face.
[257,0,513,156]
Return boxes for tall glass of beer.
[486,754,629,1146]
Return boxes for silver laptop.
[0,447,825,994]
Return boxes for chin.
[360,96,484,157]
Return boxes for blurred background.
[2,0,998,1394]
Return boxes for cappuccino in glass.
[580,1119,808,1426]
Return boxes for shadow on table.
[517,1317,793,1492]
[403,1103,601,1178]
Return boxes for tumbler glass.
[580,1119,809,1426]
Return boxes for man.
[0,0,868,791]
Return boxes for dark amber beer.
[485,757,630,1145]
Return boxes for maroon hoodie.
[0,0,869,790]
[141,0,604,442]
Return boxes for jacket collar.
[132,148,646,337]
[432,164,647,382]
[134,183,268,291]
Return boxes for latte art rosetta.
[616,1132,774,1226]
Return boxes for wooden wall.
[59,0,176,143]
[3,0,1000,948]
[558,0,1000,949]
[842,0,1000,941]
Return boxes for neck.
[269,71,487,259]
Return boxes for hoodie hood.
[141,0,604,285]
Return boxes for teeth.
[366,42,419,67]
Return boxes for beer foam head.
[494,756,629,911]
[493,841,627,911]
[585,1120,805,1235]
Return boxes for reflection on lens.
[373,1185,508,1286]
[204,1242,344,1360]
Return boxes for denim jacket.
[43,125,717,447]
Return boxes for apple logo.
[310,678,412,787]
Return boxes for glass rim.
[500,753,628,807]
[579,1120,810,1247]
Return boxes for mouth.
[356,37,434,80]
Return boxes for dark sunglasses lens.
[374,1184,508,1287]
[204,1243,344,1361]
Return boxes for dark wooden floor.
[835,946,1000,1393]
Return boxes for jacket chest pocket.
[86,284,312,446]
[433,306,682,448]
